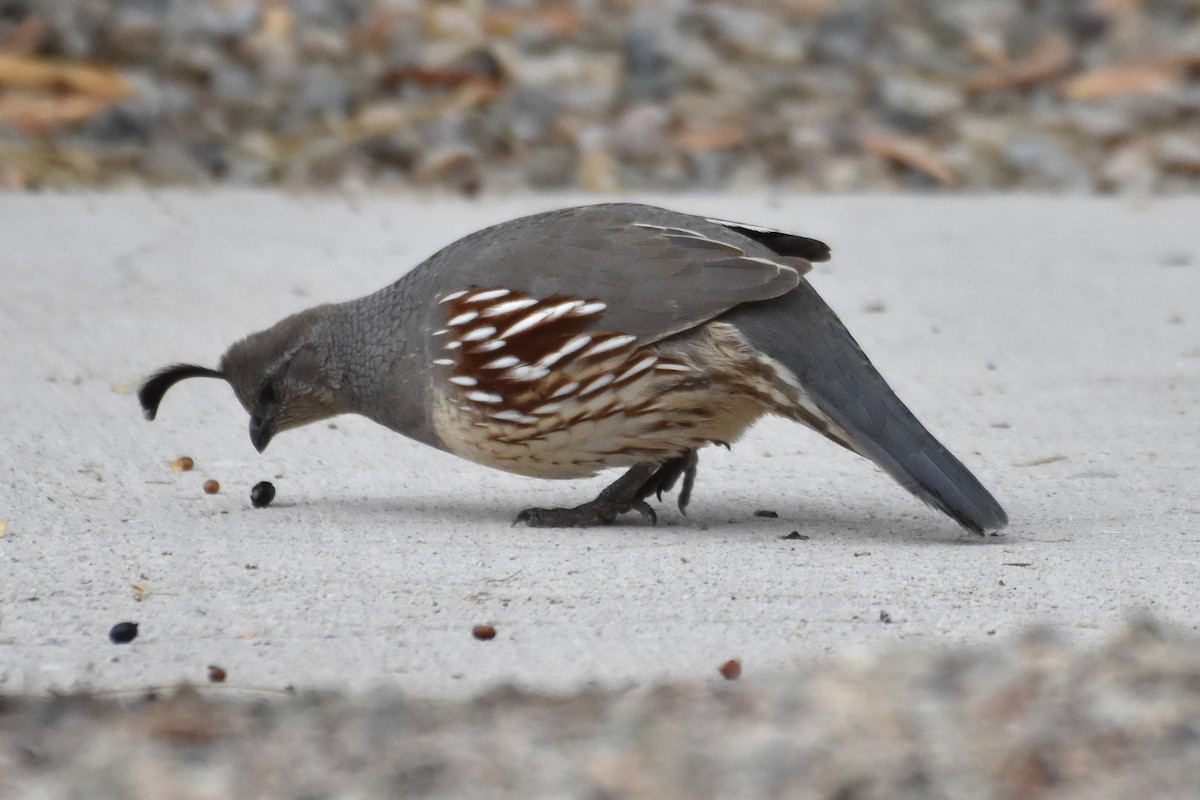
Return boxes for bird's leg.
[514,449,701,527]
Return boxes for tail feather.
[722,281,1008,534]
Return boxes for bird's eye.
[259,382,278,405]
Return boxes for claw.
[633,501,657,525]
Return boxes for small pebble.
[880,611,893,624]
[250,481,275,508]
[109,621,139,644]
[208,665,227,683]
[781,531,809,540]
[203,479,220,494]
[718,659,742,680]
[472,624,496,641]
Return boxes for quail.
[140,203,1007,533]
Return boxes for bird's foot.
[513,450,700,527]
[514,498,656,528]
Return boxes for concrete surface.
[1,192,1197,698]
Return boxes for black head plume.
[139,364,225,420]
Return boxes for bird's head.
[139,306,347,452]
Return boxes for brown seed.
[472,624,496,641]
[250,481,275,508]
[202,479,220,494]
[207,665,227,683]
[718,659,741,680]
[169,456,194,472]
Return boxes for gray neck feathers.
[326,272,439,447]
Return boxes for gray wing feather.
[412,204,803,343]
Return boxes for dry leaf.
[675,127,745,152]
[484,6,584,38]
[964,33,1073,93]
[0,55,132,133]
[859,132,959,185]
[0,55,130,97]
[0,521,7,538]
[1060,61,1182,101]
[132,583,150,602]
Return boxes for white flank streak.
[580,374,615,396]
[475,339,506,352]
[432,329,448,337]
[575,301,607,316]
[445,341,461,350]
[449,375,477,387]
[484,355,521,369]
[460,325,497,342]
[467,288,510,302]
[507,364,550,382]
[544,300,583,322]
[490,409,526,422]
[440,290,469,303]
[739,256,789,269]
[704,217,783,234]
[484,297,538,316]
[539,335,591,367]
[532,402,563,415]
[633,223,702,238]
[550,381,579,398]
[432,358,455,366]
[655,362,691,371]
[447,310,478,326]
[500,308,556,338]
[583,334,636,357]
[615,356,657,383]
[467,391,503,404]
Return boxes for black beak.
[249,415,275,453]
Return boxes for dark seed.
[753,509,778,518]
[781,531,809,540]
[472,624,496,640]
[250,481,275,508]
[718,659,741,680]
[202,479,220,494]
[109,621,139,644]
[207,665,227,683]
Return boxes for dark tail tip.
[139,364,224,420]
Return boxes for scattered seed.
[753,509,778,518]
[781,531,809,540]
[718,659,742,680]
[250,481,275,508]
[202,479,220,494]
[472,624,496,640]
[109,621,139,644]
[207,665,227,683]
[1018,454,1067,467]
[169,456,194,472]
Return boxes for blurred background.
[0,0,1197,194]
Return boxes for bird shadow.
[279,490,1002,546]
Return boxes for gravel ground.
[1,0,1198,192]
[3,621,1200,799]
